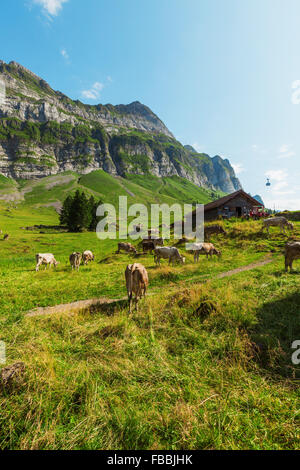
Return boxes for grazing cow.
[82,250,95,265]
[142,240,156,254]
[204,225,227,241]
[3,234,9,241]
[192,242,221,262]
[36,253,59,272]
[285,241,300,272]
[117,242,137,254]
[153,237,164,247]
[263,217,294,234]
[69,252,82,271]
[154,246,185,266]
[141,238,164,253]
[125,263,149,313]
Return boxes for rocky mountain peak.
[0,60,241,193]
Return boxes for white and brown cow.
[82,250,95,265]
[69,252,82,271]
[36,253,59,272]
[192,242,221,262]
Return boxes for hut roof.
[204,189,264,212]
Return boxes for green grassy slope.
[0,203,299,449]
[0,170,224,211]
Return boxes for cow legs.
[128,293,133,313]
[285,256,289,272]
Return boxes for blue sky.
[1,0,300,209]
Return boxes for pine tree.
[89,196,103,231]
[60,191,93,232]
[60,195,73,226]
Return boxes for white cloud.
[265,169,291,192]
[231,163,245,175]
[291,80,300,104]
[266,169,288,182]
[60,48,70,62]
[32,0,68,17]
[192,142,205,153]
[81,82,104,100]
[277,144,295,159]
[264,197,300,212]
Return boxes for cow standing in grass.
[69,252,82,271]
[36,253,59,272]
[82,250,95,265]
[125,263,149,313]
[192,242,221,263]
[285,242,300,272]
[263,217,294,235]
[142,238,164,254]
[117,242,137,254]
[154,247,185,266]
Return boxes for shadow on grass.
[252,291,300,380]
[89,298,128,316]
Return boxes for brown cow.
[141,238,164,253]
[117,242,137,254]
[263,217,294,235]
[125,263,149,313]
[142,240,156,254]
[285,241,300,272]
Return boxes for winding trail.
[25,257,274,318]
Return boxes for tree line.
[60,190,103,232]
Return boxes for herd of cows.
[31,216,300,312]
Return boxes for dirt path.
[25,257,274,318]
[216,258,273,279]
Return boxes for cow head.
[213,249,222,258]
[180,256,186,264]
[287,222,294,230]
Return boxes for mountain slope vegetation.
[0,60,241,193]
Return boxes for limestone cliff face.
[0,60,242,192]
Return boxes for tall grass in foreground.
[0,207,299,449]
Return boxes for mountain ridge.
[0,60,242,193]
